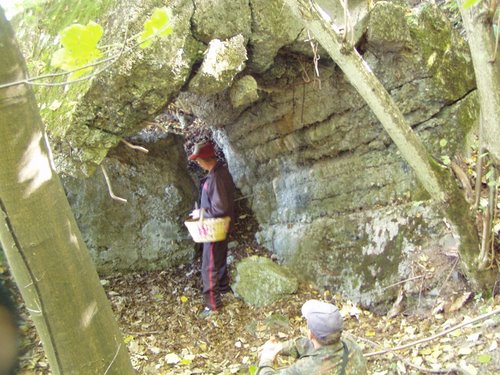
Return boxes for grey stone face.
[192,0,251,44]
[188,34,248,95]
[63,133,197,273]
[216,2,476,308]
[17,1,478,306]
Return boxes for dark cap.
[188,142,216,160]
[301,300,343,339]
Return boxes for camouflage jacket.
[257,336,367,375]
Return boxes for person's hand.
[258,338,283,366]
[189,209,200,219]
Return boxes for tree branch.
[364,307,500,357]
[354,334,458,373]
[381,275,425,291]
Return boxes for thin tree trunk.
[0,9,134,375]
[458,0,500,165]
[457,0,499,272]
[283,0,494,288]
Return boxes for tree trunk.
[283,0,495,288]
[0,9,135,375]
[458,0,500,165]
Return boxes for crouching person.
[257,300,367,374]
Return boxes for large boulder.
[232,256,298,307]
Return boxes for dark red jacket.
[199,162,235,232]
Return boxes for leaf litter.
[8,208,499,375]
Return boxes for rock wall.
[15,1,478,306]
[215,3,477,307]
[64,133,197,273]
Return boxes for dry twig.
[101,165,127,203]
[382,275,424,290]
[121,139,149,153]
[354,334,457,373]
[103,343,122,375]
[364,307,500,358]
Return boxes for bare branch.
[305,31,321,88]
[381,275,424,290]
[355,334,458,373]
[474,147,485,209]
[490,5,499,62]
[101,166,127,203]
[450,159,474,203]
[339,0,353,46]
[437,257,460,296]
[478,164,497,269]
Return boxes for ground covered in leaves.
[6,207,500,374]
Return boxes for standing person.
[188,142,235,318]
[257,300,367,374]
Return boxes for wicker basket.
[184,208,231,243]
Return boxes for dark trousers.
[201,239,229,310]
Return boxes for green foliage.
[138,7,173,49]
[49,6,174,79]
[463,0,482,8]
[51,21,103,79]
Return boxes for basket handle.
[199,207,205,222]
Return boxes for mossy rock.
[232,256,298,307]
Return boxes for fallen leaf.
[458,346,473,355]
[446,292,472,313]
[123,335,134,344]
[467,332,480,342]
[488,340,498,351]
[419,348,432,356]
[365,330,376,337]
[49,99,62,111]
[432,301,445,315]
[165,352,181,364]
[477,354,492,364]
[458,360,478,375]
